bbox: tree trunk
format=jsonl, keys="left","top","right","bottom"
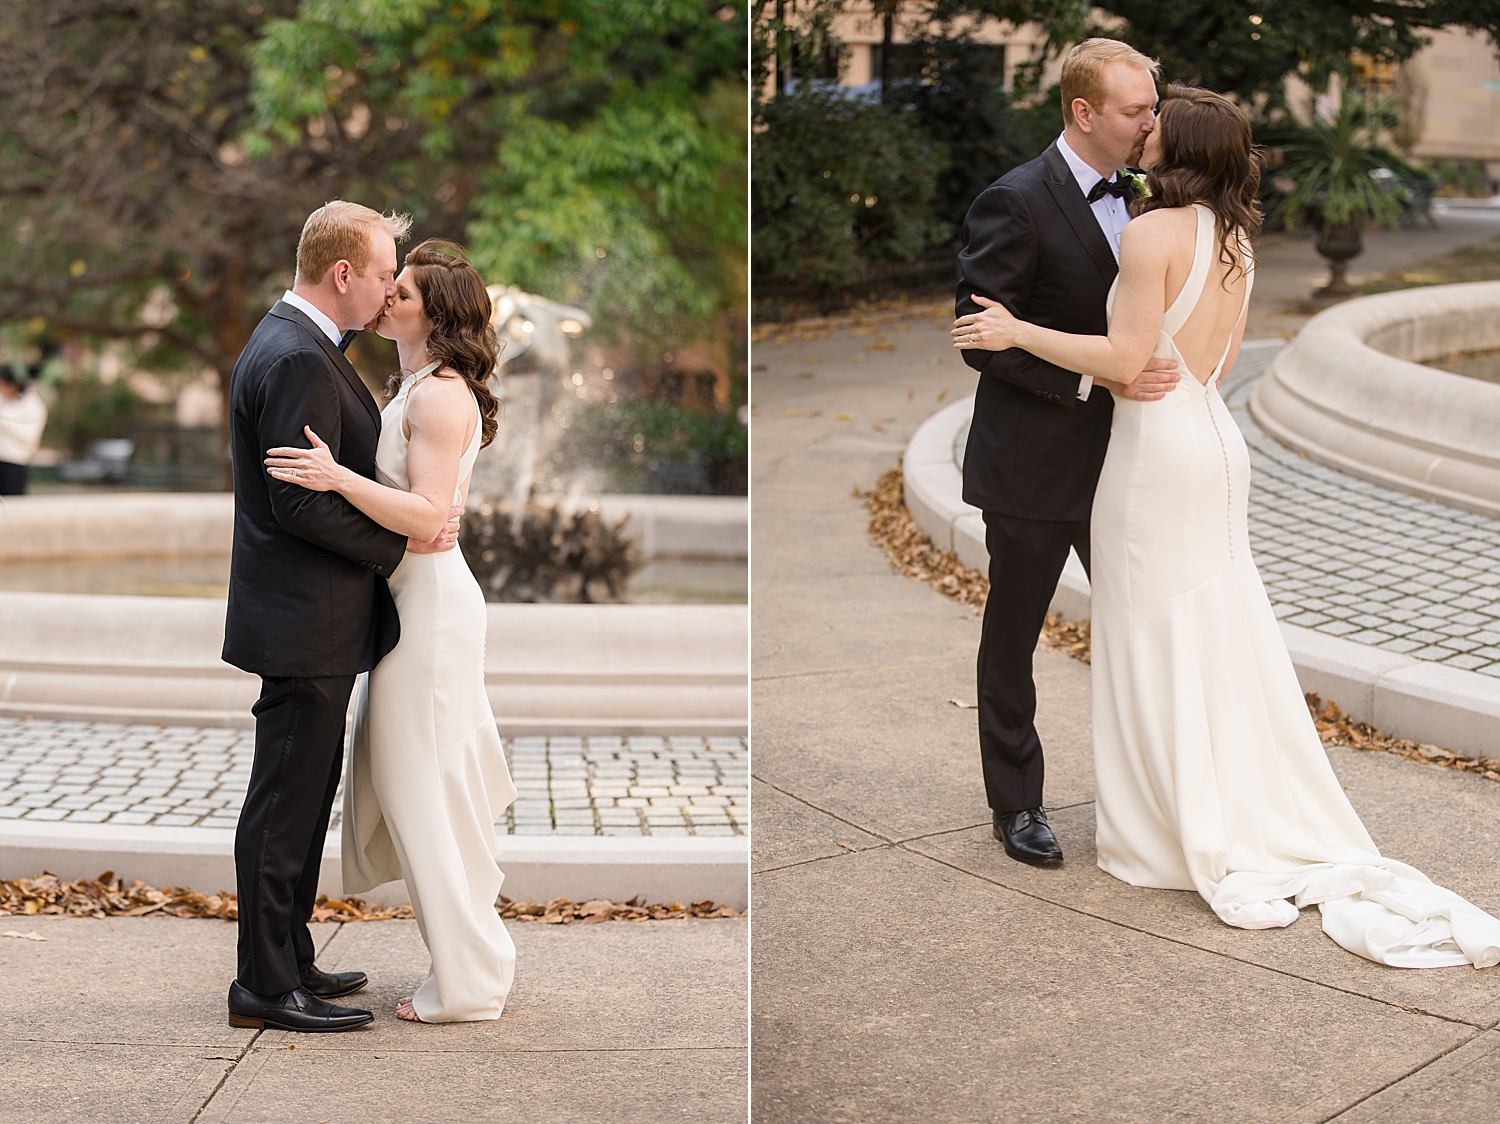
{"left": 880, "top": 12, "right": 893, "bottom": 102}
{"left": 775, "top": 0, "right": 787, "bottom": 96}
{"left": 208, "top": 255, "right": 252, "bottom": 492}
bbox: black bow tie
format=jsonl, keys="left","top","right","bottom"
{"left": 1087, "top": 173, "right": 1136, "bottom": 203}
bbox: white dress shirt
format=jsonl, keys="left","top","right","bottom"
{"left": 280, "top": 289, "right": 343, "bottom": 347}
{"left": 1056, "top": 132, "right": 1133, "bottom": 400}
{"left": 0, "top": 384, "right": 47, "bottom": 465}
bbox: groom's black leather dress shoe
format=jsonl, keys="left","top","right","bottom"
{"left": 227, "top": 982, "right": 373, "bottom": 1032}
{"left": 300, "top": 965, "right": 368, "bottom": 999}
{"left": 994, "top": 808, "right": 1063, "bottom": 867}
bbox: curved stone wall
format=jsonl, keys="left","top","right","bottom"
{"left": 0, "top": 493, "right": 748, "bottom": 729}
{"left": 1249, "top": 281, "right": 1500, "bottom": 517}
{"left": 0, "top": 592, "right": 747, "bottom": 733}
{"left": 0, "top": 492, "right": 747, "bottom": 562}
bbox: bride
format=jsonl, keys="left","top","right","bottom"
{"left": 265, "top": 239, "right": 519, "bottom": 1018}
{"left": 954, "top": 86, "right": 1500, "bottom": 969}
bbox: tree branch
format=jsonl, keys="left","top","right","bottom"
{"left": 0, "top": 304, "right": 219, "bottom": 368}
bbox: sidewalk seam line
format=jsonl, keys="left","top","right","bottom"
{"left": 906, "top": 844, "right": 1485, "bottom": 1029}
{"left": 750, "top": 775, "right": 1096, "bottom": 853}
{"left": 750, "top": 776, "right": 901, "bottom": 845}
{"left": 754, "top": 845, "right": 894, "bottom": 877}
{"left": 189, "top": 1027, "right": 262, "bottom": 1124}
{"left": 1316, "top": 1029, "right": 1485, "bottom": 1123}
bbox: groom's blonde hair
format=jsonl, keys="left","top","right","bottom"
{"left": 294, "top": 200, "right": 412, "bottom": 284}
{"left": 1060, "top": 38, "right": 1160, "bottom": 126}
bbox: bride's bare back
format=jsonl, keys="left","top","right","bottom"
{"left": 1109, "top": 204, "right": 1250, "bottom": 387}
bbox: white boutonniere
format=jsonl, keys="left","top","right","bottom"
{"left": 1125, "top": 170, "right": 1150, "bottom": 199}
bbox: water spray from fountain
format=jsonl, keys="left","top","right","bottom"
{"left": 471, "top": 284, "right": 592, "bottom": 532}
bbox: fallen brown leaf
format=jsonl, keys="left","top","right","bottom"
{"left": 858, "top": 465, "right": 989, "bottom": 612}
{"left": 1040, "top": 614, "right": 1091, "bottom": 664}
{"left": 1305, "top": 694, "right": 1500, "bottom": 783}
{"left": 0, "top": 876, "right": 745, "bottom": 924}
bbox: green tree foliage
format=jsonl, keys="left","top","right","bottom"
{"left": 1085, "top": 0, "right": 1500, "bottom": 105}
{"left": 43, "top": 372, "right": 169, "bottom": 458}
{"left": 0, "top": 1, "right": 746, "bottom": 478}
{"left": 0, "top": 0, "right": 352, "bottom": 451}
{"left": 750, "top": 0, "right": 1500, "bottom": 300}
{"left": 248, "top": 0, "right": 747, "bottom": 352}
{"left": 752, "top": 85, "right": 948, "bottom": 285}
{"left": 888, "top": 29, "right": 1063, "bottom": 230}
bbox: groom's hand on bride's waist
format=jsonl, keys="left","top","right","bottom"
{"left": 406, "top": 505, "right": 463, "bottom": 554}
{"left": 1101, "top": 357, "right": 1179, "bottom": 402}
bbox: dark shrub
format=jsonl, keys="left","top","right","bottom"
{"left": 752, "top": 84, "right": 949, "bottom": 287}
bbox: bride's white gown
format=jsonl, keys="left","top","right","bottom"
{"left": 341, "top": 361, "right": 520, "bottom": 1019}
{"left": 1091, "top": 203, "right": 1500, "bottom": 968}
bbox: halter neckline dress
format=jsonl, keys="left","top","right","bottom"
{"left": 1089, "top": 203, "right": 1500, "bottom": 968}
{"left": 343, "top": 359, "right": 520, "bottom": 1019}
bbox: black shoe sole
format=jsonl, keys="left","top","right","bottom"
{"left": 302, "top": 978, "right": 368, "bottom": 1000}
{"left": 993, "top": 824, "right": 1063, "bottom": 867}
{"left": 229, "top": 1012, "right": 374, "bottom": 1032}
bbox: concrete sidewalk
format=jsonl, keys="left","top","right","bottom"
{"left": 752, "top": 288, "right": 1500, "bottom": 1119}
{"left": 0, "top": 914, "right": 747, "bottom": 1124}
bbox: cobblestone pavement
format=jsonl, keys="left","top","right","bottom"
{"left": 948, "top": 340, "right": 1500, "bottom": 674}
{"left": 1225, "top": 341, "right": 1500, "bottom": 675}
{"left": 0, "top": 718, "right": 747, "bottom": 836}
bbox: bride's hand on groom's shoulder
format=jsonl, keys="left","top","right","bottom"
{"left": 265, "top": 426, "right": 348, "bottom": 492}
{"left": 952, "top": 295, "right": 1020, "bottom": 352}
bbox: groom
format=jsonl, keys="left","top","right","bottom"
{"left": 222, "top": 201, "right": 459, "bottom": 1031}
{"left": 956, "top": 39, "right": 1172, "bottom": 866}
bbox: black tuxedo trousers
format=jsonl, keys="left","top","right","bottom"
{"left": 957, "top": 142, "right": 1121, "bottom": 814}
{"left": 224, "top": 302, "right": 406, "bottom": 997}
{"left": 235, "top": 674, "right": 355, "bottom": 994}
{"left": 977, "top": 514, "right": 1090, "bottom": 813}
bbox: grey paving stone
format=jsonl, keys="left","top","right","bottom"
{"left": 0, "top": 718, "right": 747, "bottom": 841}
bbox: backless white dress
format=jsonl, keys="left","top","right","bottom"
{"left": 342, "top": 360, "right": 520, "bottom": 1019}
{"left": 1090, "top": 203, "right": 1500, "bottom": 968}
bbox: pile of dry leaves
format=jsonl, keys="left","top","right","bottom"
{"left": 861, "top": 464, "right": 1089, "bottom": 663}
{"left": 859, "top": 465, "right": 1500, "bottom": 788}
{"left": 860, "top": 465, "right": 987, "bottom": 611}
{"left": 0, "top": 874, "right": 743, "bottom": 924}
{"left": 0, "top": 872, "right": 237, "bottom": 919}
{"left": 1307, "top": 693, "right": 1500, "bottom": 781}
{"left": 1041, "top": 615, "right": 1091, "bottom": 663}
{"left": 498, "top": 897, "right": 742, "bottom": 923}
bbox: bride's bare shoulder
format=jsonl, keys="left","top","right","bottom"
{"left": 1120, "top": 207, "right": 1195, "bottom": 263}
{"left": 405, "top": 368, "right": 474, "bottom": 426}
{"left": 1124, "top": 206, "right": 1198, "bottom": 235}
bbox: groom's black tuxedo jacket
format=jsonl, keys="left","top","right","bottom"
{"left": 222, "top": 301, "right": 407, "bottom": 679}
{"left": 957, "top": 141, "right": 1118, "bottom": 523}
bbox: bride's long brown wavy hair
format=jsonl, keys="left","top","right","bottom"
{"left": 387, "top": 238, "right": 502, "bottom": 447}
{"left": 1135, "top": 85, "right": 1265, "bottom": 286}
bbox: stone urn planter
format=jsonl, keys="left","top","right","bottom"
{"left": 1314, "top": 219, "right": 1364, "bottom": 298}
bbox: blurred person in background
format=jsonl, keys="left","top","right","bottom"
{"left": 0, "top": 366, "right": 47, "bottom": 495}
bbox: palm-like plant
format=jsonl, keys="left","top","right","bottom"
{"left": 1272, "top": 94, "right": 1425, "bottom": 296}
